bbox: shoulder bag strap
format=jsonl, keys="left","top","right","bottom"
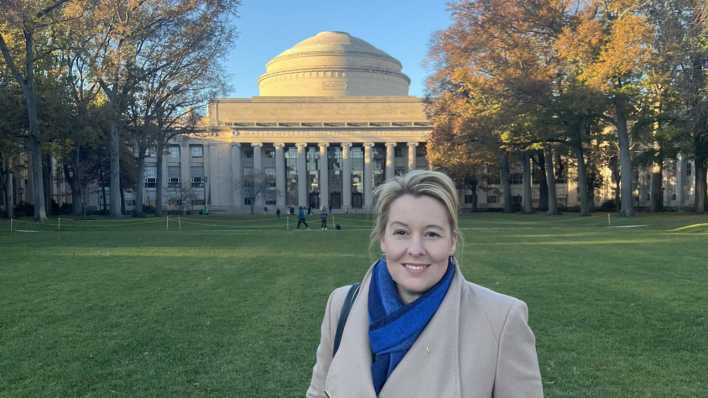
{"left": 333, "top": 283, "right": 360, "bottom": 357}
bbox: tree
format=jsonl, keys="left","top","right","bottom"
{"left": 643, "top": 0, "right": 708, "bottom": 212}
{"left": 64, "top": 0, "right": 238, "bottom": 217}
{"left": 427, "top": 0, "right": 568, "bottom": 214}
{"left": 0, "top": 0, "right": 70, "bottom": 221}
{"left": 557, "top": 1, "right": 653, "bottom": 216}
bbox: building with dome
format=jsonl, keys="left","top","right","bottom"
{"left": 134, "top": 31, "right": 701, "bottom": 214}
{"left": 152, "top": 31, "right": 432, "bottom": 214}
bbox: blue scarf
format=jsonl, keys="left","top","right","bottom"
{"left": 367, "top": 257, "right": 455, "bottom": 394}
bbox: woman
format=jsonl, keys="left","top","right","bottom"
{"left": 307, "top": 170, "right": 543, "bottom": 398}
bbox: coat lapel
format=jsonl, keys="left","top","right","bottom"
{"left": 324, "top": 266, "right": 377, "bottom": 398}
{"left": 379, "top": 266, "right": 463, "bottom": 398}
{"left": 325, "top": 265, "right": 465, "bottom": 398}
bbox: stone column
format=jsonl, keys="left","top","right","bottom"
{"left": 319, "top": 142, "right": 329, "bottom": 210}
{"left": 275, "top": 143, "right": 286, "bottom": 211}
{"left": 407, "top": 142, "right": 418, "bottom": 172}
{"left": 180, "top": 143, "right": 190, "bottom": 191}
{"left": 342, "top": 143, "right": 352, "bottom": 212}
{"left": 385, "top": 142, "right": 395, "bottom": 181}
{"left": 676, "top": 153, "right": 686, "bottom": 209}
{"left": 296, "top": 143, "right": 307, "bottom": 208}
{"left": 253, "top": 143, "right": 263, "bottom": 210}
{"left": 232, "top": 144, "right": 242, "bottom": 211}
{"left": 205, "top": 143, "right": 213, "bottom": 206}
{"left": 364, "top": 142, "right": 375, "bottom": 209}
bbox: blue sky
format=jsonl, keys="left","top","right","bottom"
{"left": 222, "top": 0, "right": 452, "bottom": 98}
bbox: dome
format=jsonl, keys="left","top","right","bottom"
{"left": 258, "top": 31, "right": 410, "bottom": 96}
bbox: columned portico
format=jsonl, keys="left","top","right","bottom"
{"left": 342, "top": 143, "right": 352, "bottom": 212}
{"left": 385, "top": 142, "right": 395, "bottom": 181}
{"left": 319, "top": 143, "right": 329, "bottom": 210}
{"left": 407, "top": 142, "right": 418, "bottom": 171}
{"left": 364, "top": 142, "right": 375, "bottom": 209}
{"left": 296, "top": 143, "right": 307, "bottom": 208}
{"left": 275, "top": 143, "right": 286, "bottom": 210}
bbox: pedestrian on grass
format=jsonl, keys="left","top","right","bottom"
{"left": 297, "top": 206, "right": 309, "bottom": 229}
{"left": 307, "top": 170, "right": 543, "bottom": 398}
{"left": 320, "top": 207, "right": 328, "bottom": 231}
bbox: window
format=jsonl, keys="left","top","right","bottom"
{"left": 191, "top": 165, "right": 204, "bottom": 178}
{"left": 145, "top": 177, "right": 157, "bottom": 188}
{"left": 687, "top": 162, "right": 692, "bottom": 176}
{"left": 192, "top": 177, "right": 205, "bottom": 187}
{"left": 168, "top": 166, "right": 180, "bottom": 178}
{"left": 191, "top": 145, "right": 203, "bottom": 158}
{"left": 464, "top": 194, "right": 475, "bottom": 204}
{"left": 167, "top": 145, "right": 180, "bottom": 162}
{"left": 487, "top": 195, "right": 498, "bottom": 204}
{"left": 487, "top": 173, "right": 500, "bottom": 185}
{"left": 416, "top": 145, "right": 426, "bottom": 157}
{"left": 265, "top": 167, "right": 276, "bottom": 188}
{"left": 244, "top": 146, "right": 254, "bottom": 159}
{"left": 264, "top": 147, "right": 275, "bottom": 159}
{"left": 394, "top": 145, "right": 404, "bottom": 157}
{"left": 510, "top": 173, "right": 523, "bottom": 184}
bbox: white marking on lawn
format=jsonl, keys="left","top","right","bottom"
{"left": 668, "top": 223, "right": 708, "bottom": 232}
{"left": 608, "top": 225, "right": 648, "bottom": 228}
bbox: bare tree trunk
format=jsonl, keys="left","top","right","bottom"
{"left": 135, "top": 150, "right": 146, "bottom": 217}
{"left": 155, "top": 143, "right": 164, "bottom": 216}
{"left": 696, "top": 156, "right": 706, "bottom": 213}
{"left": 499, "top": 151, "right": 512, "bottom": 213}
{"left": 120, "top": 178, "right": 126, "bottom": 216}
{"left": 544, "top": 144, "right": 559, "bottom": 215}
{"left": 0, "top": 27, "right": 47, "bottom": 222}
{"left": 572, "top": 142, "right": 591, "bottom": 216}
{"left": 536, "top": 150, "right": 548, "bottom": 212}
{"left": 70, "top": 147, "right": 82, "bottom": 216}
{"left": 615, "top": 94, "right": 634, "bottom": 216}
{"left": 44, "top": 154, "right": 52, "bottom": 215}
{"left": 109, "top": 121, "right": 121, "bottom": 217}
{"left": 521, "top": 151, "right": 533, "bottom": 213}
{"left": 649, "top": 159, "right": 663, "bottom": 212}
{"left": 6, "top": 171, "right": 14, "bottom": 218}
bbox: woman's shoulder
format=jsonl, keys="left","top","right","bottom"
{"left": 459, "top": 280, "right": 529, "bottom": 336}
{"left": 461, "top": 280, "right": 526, "bottom": 308}
{"left": 323, "top": 284, "right": 359, "bottom": 316}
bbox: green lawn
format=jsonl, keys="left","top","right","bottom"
{"left": 1, "top": 213, "right": 707, "bottom": 397}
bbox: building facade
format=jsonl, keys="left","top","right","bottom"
{"left": 4, "top": 31, "right": 704, "bottom": 215}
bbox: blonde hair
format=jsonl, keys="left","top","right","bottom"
{"left": 369, "top": 170, "right": 462, "bottom": 261}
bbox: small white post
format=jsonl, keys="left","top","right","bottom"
{"left": 607, "top": 213, "right": 611, "bottom": 226}
{"left": 10, "top": 217, "right": 13, "bottom": 232}
{"left": 58, "top": 217, "right": 61, "bottom": 232}
{"left": 330, "top": 213, "right": 335, "bottom": 230}
{"left": 286, "top": 213, "right": 290, "bottom": 231}
{"left": 166, "top": 215, "right": 170, "bottom": 231}
{"left": 178, "top": 215, "right": 182, "bottom": 230}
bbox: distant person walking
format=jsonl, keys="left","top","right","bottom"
{"left": 297, "top": 206, "right": 309, "bottom": 229}
{"left": 320, "top": 208, "right": 328, "bottom": 231}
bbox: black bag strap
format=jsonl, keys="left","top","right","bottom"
{"left": 333, "top": 283, "right": 360, "bottom": 357}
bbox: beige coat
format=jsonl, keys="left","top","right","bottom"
{"left": 307, "top": 265, "right": 543, "bottom": 398}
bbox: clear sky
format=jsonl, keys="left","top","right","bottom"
{"left": 222, "top": 0, "right": 452, "bottom": 98}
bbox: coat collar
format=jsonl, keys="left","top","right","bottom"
{"left": 325, "top": 262, "right": 465, "bottom": 398}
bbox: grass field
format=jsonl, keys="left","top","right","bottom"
{"left": 1, "top": 212, "right": 707, "bottom": 397}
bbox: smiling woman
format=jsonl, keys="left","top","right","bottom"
{"left": 307, "top": 170, "right": 543, "bottom": 398}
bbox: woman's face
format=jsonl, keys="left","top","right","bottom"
{"left": 380, "top": 194, "right": 457, "bottom": 304}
